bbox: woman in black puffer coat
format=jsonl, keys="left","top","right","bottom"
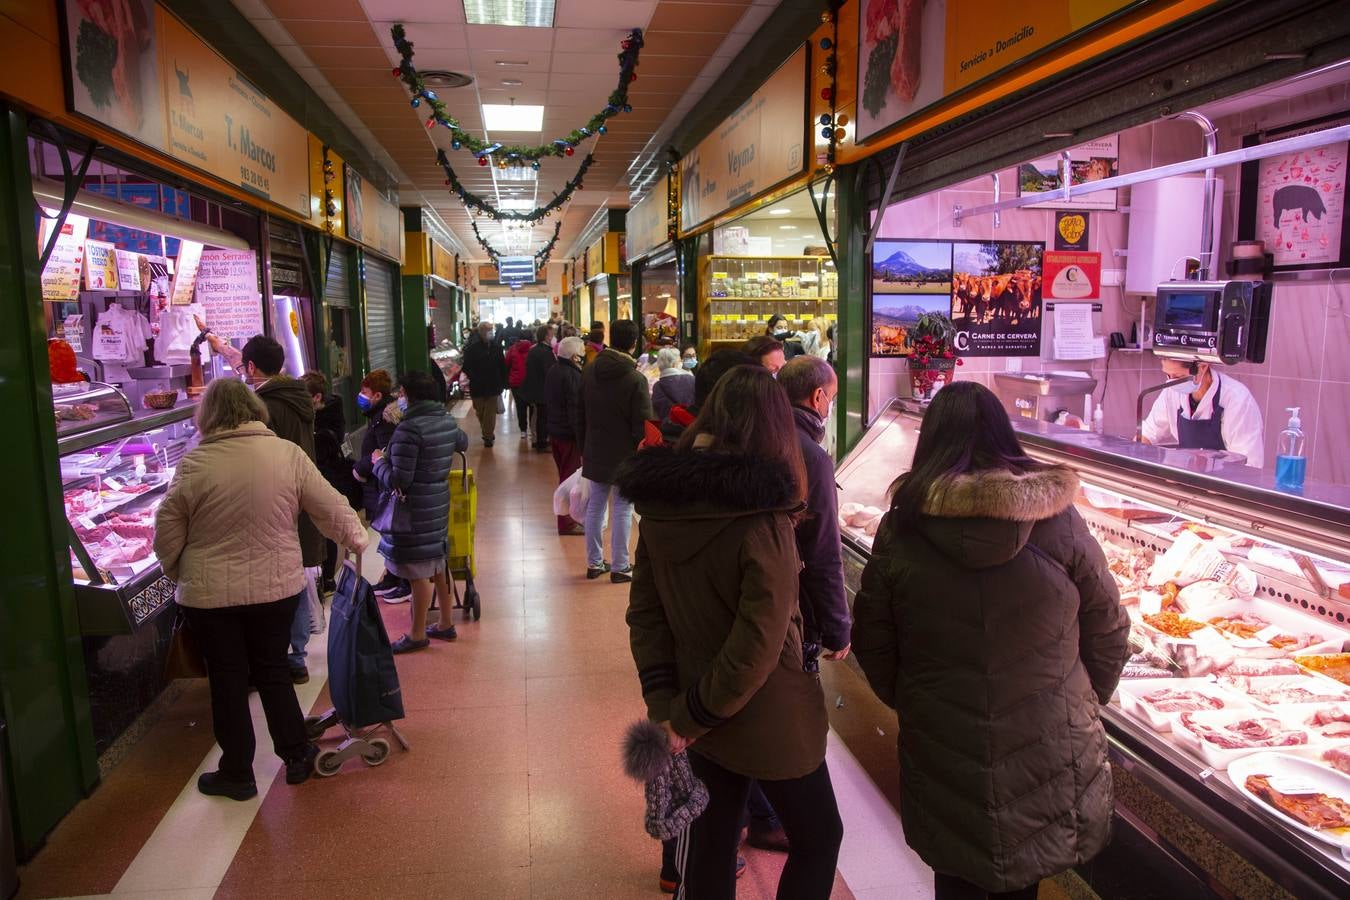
{"left": 852, "top": 382, "right": 1129, "bottom": 900}
{"left": 372, "top": 370, "right": 468, "bottom": 653}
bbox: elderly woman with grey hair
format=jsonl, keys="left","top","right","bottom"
{"left": 649, "top": 346, "right": 695, "bottom": 423}
{"left": 154, "top": 378, "right": 368, "bottom": 801}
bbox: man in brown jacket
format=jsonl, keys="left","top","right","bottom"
{"left": 240, "top": 335, "right": 325, "bottom": 684}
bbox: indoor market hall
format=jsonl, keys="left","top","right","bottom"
{"left": 3, "top": 1, "right": 1350, "bottom": 900}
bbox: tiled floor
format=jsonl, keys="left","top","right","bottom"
{"left": 17, "top": 401, "right": 891, "bottom": 899}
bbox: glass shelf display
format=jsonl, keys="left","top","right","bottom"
{"left": 698, "top": 255, "right": 839, "bottom": 348}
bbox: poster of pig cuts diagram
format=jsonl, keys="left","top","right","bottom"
{"left": 1254, "top": 135, "right": 1346, "bottom": 270}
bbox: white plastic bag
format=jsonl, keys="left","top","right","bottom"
{"left": 553, "top": 469, "right": 583, "bottom": 516}
{"left": 569, "top": 472, "right": 592, "bottom": 521}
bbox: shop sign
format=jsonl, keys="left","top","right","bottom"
{"left": 59, "top": 2, "right": 311, "bottom": 218}
{"left": 1043, "top": 250, "right": 1100, "bottom": 299}
{"left": 114, "top": 249, "right": 144, "bottom": 289}
{"left": 1054, "top": 211, "right": 1090, "bottom": 250}
{"left": 39, "top": 211, "right": 89, "bottom": 301}
{"left": 431, "top": 242, "right": 455, "bottom": 283}
{"left": 680, "top": 46, "right": 807, "bottom": 232}
{"left": 344, "top": 164, "right": 403, "bottom": 261}
{"left": 627, "top": 174, "right": 671, "bottom": 264}
{"left": 196, "top": 248, "right": 263, "bottom": 337}
{"left": 83, "top": 240, "right": 120, "bottom": 290}
{"left": 170, "top": 240, "right": 203, "bottom": 306}
{"left": 478, "top": 263, "right": 500, "bottom": 284}
{"left": 586, "top": 237, "right": 607, "bottom": 279}
{"left": 1020, "top": 136, "right": 1119, "bottom": 210}
{"left": 856, "top": 0, "right": 1135, "bottom": 143}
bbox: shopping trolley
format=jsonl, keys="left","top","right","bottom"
{"left": 305, "top": 559, "right": 410, "bottom": 776}
{"left": 445, "top": 450, "right": 481, "bottom": 620}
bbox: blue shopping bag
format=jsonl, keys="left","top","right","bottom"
{"left": 329, "top": 561, "right": 405, "bottom": 729}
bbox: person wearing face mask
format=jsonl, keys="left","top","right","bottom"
{"left": 352, "top": 369, "right": 409, "bottom": 602}
{"left": 743, "top": 335, "right": 787, "bottom": 376}
{"left": 1140, "top": 357, "right": 1265, "bottom": 467}
{"left": 461, "top": 321, "right": 509, "bottom": 447}
{"left": 778, "top": 356, "right": 851, "bottom": 668}
{"left": 649, "top": 346, "right": 695, "bottom": 423}
{"left": 681, "top": 345, "right": 698, "bottom": 371}
{"left": 544, "top": 336, "right": 587, "bottom": 535}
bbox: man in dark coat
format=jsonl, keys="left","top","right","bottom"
{"left": 461, "top": 321, "right": 507, "bottom": 446}
{"left": 523, "top": 324, "right": 556, "bottom": 451}
{"left": 576, "top": 319, "right": 652, "bottom": 582}
{"left": 240, "top": 335, "right": 323, "bottom": 683}
{"left": 303, "top": 370, "right": 359, "bottom": 596}
{"left": 373, "top": 371, "right": 468, "bottom": 653}
{"left": 777, "top": 356, "right": 851, "bottom": 662}
{"left": 544, "top": 336, "right": 585, "bottom": 535}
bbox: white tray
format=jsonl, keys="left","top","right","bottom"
{"left": 1228, "top": 752, "right": 1350, "bottom": 851}
{"left": 1172, "top": 708, "right": 1315, "bottom": 769}
{"left": 1218, "top": 674, "right": 1350, "bottom": 709}
{"left": 1193, "top": 597, "right": 1346, "bottom": 659}
{"left": 1118, "top": 678, "right": 1252, "bottom": 734}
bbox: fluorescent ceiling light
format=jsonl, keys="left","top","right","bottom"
{"left": 769, "top": 208, "right": 792, "bottom": 215}
{"left": 482, "top": 104, "right": 545, "bottom": 132}
{"left": 497, "top": 199, "right": 536, "bottom": 210}
{"left": 466, "top": 0, "right": 556, "bottom": 27}
{"left": 494, "top": 60, "right": 530, "bottom": 68}
{"left": 779, "top": 225, "right": 797, "bottom": 230}
{"left": 498, "top": 167, "right": 537, "bottom": 183}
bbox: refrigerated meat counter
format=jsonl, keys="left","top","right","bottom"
{"left": 835, "top": 399, "right": 1350, "bottom": 900}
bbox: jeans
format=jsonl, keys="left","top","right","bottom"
{"left": 747, "top": 782, "right": 780, "bottom": 829}
{"left": 510, "top": 387, "right": 529, "bottom": 431}
{"left": 584, "top": 478, "right": 633, "bottom": 570}
{"left": 472, "top": 395, "right": 498, "bottom": 441}
{"left": 934, "top": 873, "right": 1040, "bottom": 900}
{"left": 288, "top": 570, "right": 314, "bottom": 668}
{"left": 678, "top": 753, "right": 842, "bottom": 900}
{"left": 550, "top": 438, "right": 582, "bottom": 532}
{"left": 181, "top": 593, "right": 309, "bottom": 781}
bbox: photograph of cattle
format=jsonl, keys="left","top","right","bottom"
{"left": 951, "top": 241, "right": 1045, "bottom": 356}
{"left": 871, "top": 294, "right": 951, "bottom": 357}
{"left": 872, "top": 239, "right": 952, "bottom": 294}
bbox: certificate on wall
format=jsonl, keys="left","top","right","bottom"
{"left": 1239, "top": 115, "right": 1350, "bottom": 273}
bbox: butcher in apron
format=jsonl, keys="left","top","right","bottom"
{"left": 1140, "top": 358, "right": 1266, "bottom": 467}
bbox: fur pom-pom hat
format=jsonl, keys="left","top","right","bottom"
{"left": 622, "top": 719, "right": 709, "bottom": 841}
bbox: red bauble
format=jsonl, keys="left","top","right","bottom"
{"left": 426, "top": 118, "right": 435, "bottom": 128}
{"left": 629, "top": 72, "right": 638, "bottom": 82}
{"left": 565, "top": 146, "right": 575, "bottom": 156}
{"left": 478, "top": 157, "right": 489, "bottom": 167}
{"left": 392, "top": 67, "right": 401, "bottom": 76}
{"left": 820, "top": 87, "right": 833, "bottom": 102}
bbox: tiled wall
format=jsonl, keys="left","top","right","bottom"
{"left": 868, "top": 84, "right": 1350, "bottom": 484}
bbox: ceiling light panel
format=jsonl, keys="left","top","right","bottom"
{"left": 482, "top": 104, "right": 546, "bottom": 131}
{"left": 497, "top": 199, "right": 536, "bottom": 210}
{"left": 466, "top": 0, "right": 556, "bottom": 27}
{"left": 769, "top": 208, "right": 792, "bottom": 215}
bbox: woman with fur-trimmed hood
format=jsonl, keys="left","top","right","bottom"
{"left": 852, "top": 381, "right": 1129, "bottom": 900}
{"left": 615, "top": 364, "right": 843, "bottom": 900}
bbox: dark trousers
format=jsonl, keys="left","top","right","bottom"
{"left": 182, "top": 593, "right": 308, "bottom": 782}
{"left": 550, "top": 437, "right": 582, "bottom": 533}
{"left": 510, "top": 387, "right": 529, "bottom": 431}
{"left": 934, "top": 873, "right": 1040, "bottom": 900}
{"left": 679, "top": 753, "right": 842, "bottom": 900}
{"left": 322, "top": 539, "right": 339, "bottom": 587}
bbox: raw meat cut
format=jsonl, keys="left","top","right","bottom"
{"left": 1245, "top": 774, "right": 1350, "bottom": 831}
{"left": 1140, "top": 689, "right": 1225, "bottom": 714}
{"left": 1179, "top": 713, "right": 1308, "bottom": 749}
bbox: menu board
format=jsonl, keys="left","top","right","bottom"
{"left": 196, "top": 248, "right": 263, "bottom": 337}
{"left": 39, "top": 212, "right": 89, "bottom": 301}
{"left": 114, "top": 249, "right": 144, "bottom": 290}
{"left": 170, "top": 240, "right": 203, "bottom": 306}
{"left": 83, "top": 240, "right": 120, "bottom": 290}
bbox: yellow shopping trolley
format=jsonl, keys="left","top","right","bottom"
{"left": 445, "top": 450, "right": 480, "bottom": 620}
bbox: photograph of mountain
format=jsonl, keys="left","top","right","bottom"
{"left": 871, "top": 294, "right": 950, "bottom": 357}
{"left": 873, "top": 239, "right": 952, "bottom": 294}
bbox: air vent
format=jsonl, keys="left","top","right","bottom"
{"left": 421, "top": 70, "right": 474, "bottom": 89}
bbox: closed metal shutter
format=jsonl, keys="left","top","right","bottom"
{"left": 364, "top": 256, "right": 397, "bottom": 376}
{"left": 430, "top": 280, "right": 455, "bottom": 345}
{"left": 325, "top": 245, "right": 351, "bottom": 307}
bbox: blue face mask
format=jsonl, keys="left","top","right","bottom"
{"left": 356, "top": 394, "right": 372, "bottom": 412}
{"left": 682, "top": 358, "right": 697, "bottom": 370}
{"left": 397, "top": 396, "right": 409, "bottom": 412}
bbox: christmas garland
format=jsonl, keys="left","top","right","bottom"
{"left": 392, "top": 23, "right": 643, "bottom": 167}
{"left": 471, "top": 219, "right": 562, "bottom": 268}
{"left": 437, "top": 148, "right": 592, "bottom": 222}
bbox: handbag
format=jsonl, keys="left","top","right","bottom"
{"left": 372, "top": 486, "right": 413, "bottom": 534}
{"left": 163, "top": 609, "right": 207, "bottom": 680}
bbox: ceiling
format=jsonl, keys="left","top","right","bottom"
{"left": 228, "top": 0, "right": 783, "bottom": 264}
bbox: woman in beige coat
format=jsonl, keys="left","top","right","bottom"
{"left": 154, "top": 378, "right": 368, "bottom": 800}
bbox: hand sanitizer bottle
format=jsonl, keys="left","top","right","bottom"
{"left": 1275, "top": 407, "right": 1306, "bottom": 492}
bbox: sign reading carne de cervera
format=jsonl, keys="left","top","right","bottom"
{"left": 159, "top": 11, "right": 310, "bottom": 217}
{"left": 857, "top": 0, "right": 1136, "bottom": 144}
{"left": 680, "top": 46, "right": 807, "bottom": 233}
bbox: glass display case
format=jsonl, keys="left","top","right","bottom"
{"left": 59, "top": 406, "right": 197, "bottom": 634}
{"left": 697, "top": 255, "right": 839, "bottom": 353}
{"left": 836, "top": 399, "right": 1350, "bottom": 899}
{"left": 53, "top": 382, "right": 132, "bottom": 439}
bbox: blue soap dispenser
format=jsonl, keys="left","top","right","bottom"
{"left": 1275, "top": 407, "right": 1306, "bottom": 492}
